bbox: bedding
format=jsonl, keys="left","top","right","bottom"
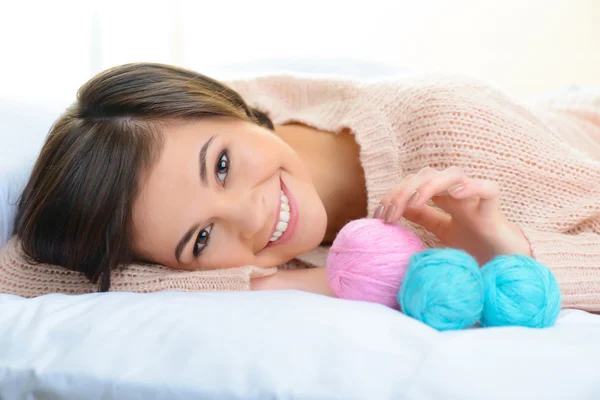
{"left": 2, "top": 65, "right": 600, "bottom": 400}
{"left": 0, "top": 97, "right": 70, "bottom": 247}
{"left": 1, "top": 290, "right": 600, "bottom": 399}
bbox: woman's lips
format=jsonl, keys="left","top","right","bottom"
{"left": 265, "top": 178, "right": 298, "bottom": 249}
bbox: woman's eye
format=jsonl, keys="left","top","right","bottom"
{"left": 193, "top": 224, "right": 212, "bottom": 257}
{"left": 216, "top": 150, "right": 229, "bottom": 184}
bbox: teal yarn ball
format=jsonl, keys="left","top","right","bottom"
{"left": 398, "top": 248, "right": 484, "bottom": 331}
{"left": 481, "top": 255, "right": 561, "bottom": 328}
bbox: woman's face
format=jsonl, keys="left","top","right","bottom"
{"left": 132, "top": 117, "right": 327, "bottom": 271}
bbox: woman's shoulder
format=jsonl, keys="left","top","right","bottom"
{"left": 224, "top": 74, "right": 366, "bottom": 106}
{"left": 226, "top": 72, "right": 514, "bottom": 114}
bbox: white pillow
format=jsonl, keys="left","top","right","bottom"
{"left": 1, "top": 290, "right": 600, "bottom": 399}
{"left": 0, "top": 163, "right": 29, "bottom": 247}
{"left": 0, "top": 97, "right": 70, "bottom": 247}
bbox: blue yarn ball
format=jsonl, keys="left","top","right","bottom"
{"left": 398, "top": 248, "right": 484, "bottom": 331}
{"left": 481, "top": 255, "right": 561, "bottom": 328}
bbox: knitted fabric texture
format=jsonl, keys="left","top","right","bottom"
{"left": 0, "top": 238, "right": 276, "bottom": 296}
{"left": 1, "top": 74, "right": 599, "bottom": 310}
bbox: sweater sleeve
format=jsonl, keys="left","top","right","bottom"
{"left": 521, "top": 228, "right": 600, "bottom": 312}
{"left": 0, "top": 238, "right": 276, "bottom": 298}
{"left": 108, "top": 263, "right": 276, "bottom": 294}
{"left": 521, "top": 88, "right": 600, "bottom": 312}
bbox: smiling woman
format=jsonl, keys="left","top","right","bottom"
{"left": 7, "top": 61, "right": 600, "bottom": 312}
{"left": 13, "top": 63, "right": 327, "bottom": 292}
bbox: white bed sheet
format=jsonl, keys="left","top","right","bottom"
{"left": 1, "top": 290, "right": 599, "bottom": 400}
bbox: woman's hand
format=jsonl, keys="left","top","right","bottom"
{"left": 373, "top": 167, "right": 532, "bottom": 265}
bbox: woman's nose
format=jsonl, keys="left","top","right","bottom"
{"left": 218, "top": 188, "right": 266, "bottom": 241}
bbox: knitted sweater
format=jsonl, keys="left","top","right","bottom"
{"left": 1, "top": 74, "right": 599, "bottom": 311}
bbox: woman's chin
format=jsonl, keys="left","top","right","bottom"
{"left": 298, "top": 218, "right": 328, "bottom": 253}
{"left": 277, "top": 223, "right": 327, "bottom": 264}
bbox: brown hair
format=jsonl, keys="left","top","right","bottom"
{"left": 14, "top": 62, "right": 273, "bottom": 292}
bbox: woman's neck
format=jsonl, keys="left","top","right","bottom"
{"left": 274, "top": 123, "right": 368, "bottom": 244}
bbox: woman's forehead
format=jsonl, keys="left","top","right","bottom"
{"left": 131, "top": 129, "right": 202, "bottom": 253}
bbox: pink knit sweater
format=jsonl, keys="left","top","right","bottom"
{"left": 1, "top": 74, "right": 599, "bottom": 311}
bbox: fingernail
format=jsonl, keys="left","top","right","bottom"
{"left": 373, "top": 204, "right": 384, "bottom": 219}
{"left": 408, "top": 190, "right": 420, "bottom": 207}
{"left": 384, "top": 204, "right": 396, "bottom": 223}
{"left": 448, "top": 184, "right": 465, "bottom": 196}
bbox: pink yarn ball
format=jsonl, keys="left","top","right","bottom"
{"left": 327, "top": 218, "right": 425, "bottom": 309}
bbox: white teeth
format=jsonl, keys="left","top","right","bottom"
{"left": 279, "top": 211, "right": 290, "bottom": 222}
{"left": 270, "top": 190, "right": 291, "bottom": 243}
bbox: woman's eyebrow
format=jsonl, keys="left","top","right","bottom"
{"left": 199, "top": 135, "right": 217, "bottom": 186}
{"left": 175, "top": 223, "right": 199, "bottom": 263}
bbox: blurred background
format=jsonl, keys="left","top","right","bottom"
{"left": 0, "top": 0, "right": 598, "bottom": 102}
{"left": 0, "top": 0, "right": 598, "bottom": 244}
